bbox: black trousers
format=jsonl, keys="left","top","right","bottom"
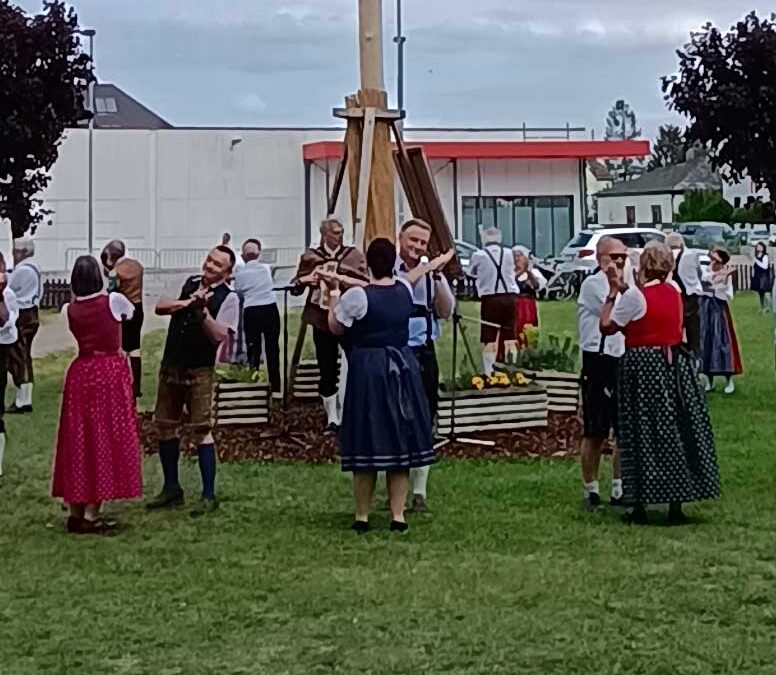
{"left": 412, "top": 343, "right": 439, "bottom": 420}
{"left": 244, "top": 304, "right": 281, "bottom": 393}
{"left": 683, "top": 294, "right": 701, "bottom": 358}
{"left": 312, "top": 327, "right": 340, "bottom": 398}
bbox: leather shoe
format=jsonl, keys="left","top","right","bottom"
{"left": 146, "top": 488, "right": 185, "bottom": 510}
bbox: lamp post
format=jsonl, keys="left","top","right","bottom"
{"left": 77, "top": 28, "right": 96, "bottom": 254}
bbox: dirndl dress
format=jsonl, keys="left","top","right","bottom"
{"left": 338, "top": 283, "right": 435, "bottom": 473}
{"left": 751, "top": 257, "right": 771, "bottom": 294}
{"left": 51, "top": 294, "right": 142, "bottom": 504}
{"left": 700, "top": 296, "right": 743, "bottom": 376}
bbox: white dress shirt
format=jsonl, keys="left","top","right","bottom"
{"left": 0, "top": 287, "right": 20, "bottom": 345}
{"left": 469, "top": 244, "right": 519, "bottom": 296}
{"left": 674, "top": 249, "right": 703, "bottom": 296}
{"left": 234, "top": 260, "right": 276, "bottom": 308}
{"left": 395, "top": 257, "right": 455, "bottom": 347}
{"left": 9, "top": 261, "right": 42, "bottom": 310}
{"left": 577, "top": 271, "right": 625, "bottom": 357}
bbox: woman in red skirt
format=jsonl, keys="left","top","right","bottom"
{"left": 52, "top": 256, "right": 142, "bottom": 534}
{"left": 512, "top": 246, "right": 546, "bottom": 347}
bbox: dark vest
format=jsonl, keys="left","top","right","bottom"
{"left": 162, "top": 276, "right": 232, "bottom": 368}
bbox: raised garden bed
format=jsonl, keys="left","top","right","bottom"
{"left": 437, "top": 384, "right": 548, "bottom": 434}
{"left": 526, "top": 370, "right": 579, "bottom": 413}
{"left": 292, "top": 359, "right": 340, "bottom": 399}
{"left": 214, "top": 381, "right": 271, "bottom": 426}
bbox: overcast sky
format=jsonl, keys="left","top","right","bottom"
{"left": 19, "top": 0, "right": 773, "bottom": 138}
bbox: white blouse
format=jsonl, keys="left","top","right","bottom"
{"left": 61, "top": 292, "right": 135, "bottom": 327}
{"left": 755, "top": 254, "right": 770, "bottom": 270}
{"left": 610, "top": 280, "right": 682, "bottom": 327}
{"left": 334, "top": 279, "right": 413, "bottom": 327}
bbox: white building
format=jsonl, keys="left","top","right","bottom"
{"left": 19, "top": 85, "right": 650, "bottom": 271}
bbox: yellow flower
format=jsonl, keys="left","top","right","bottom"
{"left": 472, "top": 376, "right": 485, "bottom": 391}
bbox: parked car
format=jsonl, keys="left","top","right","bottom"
{"left": 559, "top": 227, "right": 666, "bottom": 270}
{"left": 676, "top": 222, "right": 743, "bottom": 252}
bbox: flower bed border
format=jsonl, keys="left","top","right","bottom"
{"left": 437, "top": 384, "right": 548, "bottom": 433}
{"left": 214, "top": 381, "right": 271, "bottom": 426}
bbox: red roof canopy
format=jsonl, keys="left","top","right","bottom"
{"left": 303, "top": 139, "right": 650, "bottom": 162}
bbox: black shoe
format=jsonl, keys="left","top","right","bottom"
{"left": 667, "top": 505, "right": 688, "bottom": 526}
{"left": 584, "top": 492, "right": 601, "bottom": 511}
{"left": 410, "top": 494, "right": 429, "bottom": 514}
{"left": 190, "top": 496, "right": 219, "bottom": 517}
{"left": 7, "top": 405, "right": 32, "bottom": 414}
{"left": 146, "top": 488, "right": 185, "bottom": 510}
{"left": 610, "top": 495, "right": 624, "bottom": 507}
{"left": 389, "top": 520, "right": 409, "bottom": 533}
{"left": 622, "top": 507, "right": 648, "bottom": 525}
{"left": 351, "top": 520, "right": 370, "bottom": 534}
{"left": 325, "top": 422, "right": 340, "bottom": 434}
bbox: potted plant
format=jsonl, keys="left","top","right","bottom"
{"left": 213, "top": 364, "right": 271, "bottom": 426}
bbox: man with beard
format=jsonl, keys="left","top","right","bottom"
{"left": 395, "top": 219, "right": 455, "bottom": 513}
{"left": 292, "top": 219, "right": 367, "bottom": 432}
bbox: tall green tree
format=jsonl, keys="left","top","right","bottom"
{"left": 0, "top": 0, "right": 93, "bottom": 238}
{"left": 648, "top": 124, "right": 686, "bottom": 171}
{"left": 663, "top": 12, "right": 776, "bottom": 198}
{"left": 604, "top": 99, "right": 643, "bottom": 183}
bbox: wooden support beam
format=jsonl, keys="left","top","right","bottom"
{"left": 333, "top": 107, "right": 404, "bottom": 121}
{"left": 353, "top": 107, "right": 376, "bottom": 249}
{"left": 327, "top": 145, "right": 348, "bottom": 216}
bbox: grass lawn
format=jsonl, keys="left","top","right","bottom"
{"left": 2, "top": 294, "right": 776, "bottom": 674}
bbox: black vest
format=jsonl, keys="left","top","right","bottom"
{"left": 162, "top": 277, "right": 232, "bottom": 369}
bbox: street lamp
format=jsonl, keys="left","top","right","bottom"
{"left": 77, "top": 28, "right": 96, "bottom": 254}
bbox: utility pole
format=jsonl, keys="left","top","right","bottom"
{"left": 78, "top": 28, "right": 96, "bottom": 254}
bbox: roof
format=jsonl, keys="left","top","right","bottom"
{"left": 77, "top": 83, "right": 172, "bottom": 130}
{"left": 303, "top": 139, "right": 650, "bottom": 162}
{"left": 596, "top": 155, "right": 722, "bottom": 198}
{"left": 587, "top": 159, "right": 611, "bottom": 181}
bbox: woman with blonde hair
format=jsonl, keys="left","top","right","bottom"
{"left": 599, "top": 241, "right": 720, "bottom": 524}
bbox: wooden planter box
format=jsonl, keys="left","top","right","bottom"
{"left": 436, "top": 384, "right": 548, "bottom": 434}
{"left": 214, "top": 382, "right": 271, "bottom": 426}
{"left": 525, "top": 370, "right": 580, "bottom": 413}
{"left": 292, "top": 359, "right": 340, "bottom": 399}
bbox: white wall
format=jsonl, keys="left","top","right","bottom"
{"left": 597, "top": 193, "right": 677, "bottom": 226}
{"left": 32, "top": 128, "right": 586, "bottom": 270}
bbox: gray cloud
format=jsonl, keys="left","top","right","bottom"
{"left": 16, "top": 0, "right": 775, "bottom": 135}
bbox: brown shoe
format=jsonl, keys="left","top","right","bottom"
{"left": 79, "top": 517, "right": 119, "bottom": 535}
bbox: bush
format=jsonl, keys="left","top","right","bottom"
{"left": 675, "top": 190, "right": 734, "bottom": 223}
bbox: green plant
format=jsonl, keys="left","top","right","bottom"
{"left": 215, "top": 363, "right": 265, "bottom": 384}
{"left": 503, "top": 331, "right": 579, "bottom": 374}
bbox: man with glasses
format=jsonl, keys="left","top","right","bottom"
{"left": 576, "top": 236, "right": 626, "bottom": 510}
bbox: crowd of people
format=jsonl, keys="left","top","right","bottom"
{"left": 13, "top": 219, "right": 772, "bottom": 534}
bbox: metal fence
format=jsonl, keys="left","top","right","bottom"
{"left": 64, "top": 246, "right": 302, "bottom": 272}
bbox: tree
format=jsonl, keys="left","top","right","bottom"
{"left": 675, "top": 190, "right": 733, "bottom": 223}
{"left": 663, "top": 12, "right": 776, "bottom": 198}
{"left": 604, "top": 99, "right": 643, "bottom": 183}
{"left": 0, "top": 1, "right": 93, "bottom": 238}
{"left": 648, "top": 124, "right": 686, "bottom": 171}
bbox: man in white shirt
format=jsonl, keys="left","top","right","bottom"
{"left": 395, "top": 218, "right": 455, "bottom": 513}
{"left": 469, "top": 227, "right": 519, "bottom": 375}
{"left": 234, "top": 238, "right": 281, "bottom": 396}
{"left": 0, "top": 263, "right": 19, "bottom": 477}
{"left": 7, "top": 237, "right": 41, "bottom": 413}
{"left": 576, "top": 236, "right": 627, "bottom": 510}
{"left": 665, "top": 232, "right": 703, "bottom": 358}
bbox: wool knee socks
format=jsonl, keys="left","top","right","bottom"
{"left": 158, "top": 438, "right": 181, "bottom": 493}
{"left": 197, "top": 443, "right": 217, "bottom": 499}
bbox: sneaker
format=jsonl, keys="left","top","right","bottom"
{"left": 410, "top": 494, "right": 429, "bottom": 514}
{"left": 724, "top": 379, "right": 735, "bottom": 395}
{"left": 190, "top": 496, "right": 219, "bottom": 517}
{"left": 146, "top": 488, "right": 185, "bottom": 510}
{"left": 584, "top": 492, "right": 601, "bottom": 511}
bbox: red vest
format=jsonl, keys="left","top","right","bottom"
{"left": 68, "top": 295, "right": 122, "bottom": 356}
{"left": 625, "top": 283, "right": 684, "bottom": 349}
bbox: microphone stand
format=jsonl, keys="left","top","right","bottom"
{"left": 434, "top": 310, "right": 496, "bottom": 450}
{"left": 259, "top": 285, "right": 309, "bottom": 449}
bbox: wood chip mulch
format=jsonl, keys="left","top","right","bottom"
{"left": 139, "top": 401, "right": 585, "bottom": 463}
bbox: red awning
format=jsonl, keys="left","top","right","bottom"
{"left": 303, "top": 139, "right": 650, "bottom": 162}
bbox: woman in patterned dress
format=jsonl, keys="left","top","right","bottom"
{"left": 52, "top": 256, "right": 142, "bottom": 534}
{"left": 599, "top": 242, "right": 720, "bottom": 524}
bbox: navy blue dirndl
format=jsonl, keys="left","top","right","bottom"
{"left": 339, "top": 283, "right": 435, "bottom": 473}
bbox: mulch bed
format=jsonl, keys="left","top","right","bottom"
{"left": 140, "top": 399, "right": 586, "bottom": 462}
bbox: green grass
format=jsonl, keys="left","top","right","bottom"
{"left": 2, "top": 295, "right": 776, "bottom": 674}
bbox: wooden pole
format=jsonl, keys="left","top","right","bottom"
{"left": 359, "top": 0, "right": 384, "bottom": 90}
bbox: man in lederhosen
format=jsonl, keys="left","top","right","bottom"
{"left": 469, "top": 227, "right": 519, "bottom": 376}
{"left": 395, "top": 218, "right": 455, "bottom": 513}
{"left": 101, "top": 240, "right": 145, "bottom": 398}
{"left": 665, "top": 232, "right": 703, "bottom": 359}
{"left": 576, "top": 236, "right": 626, "bottom": 510}
{"left": 292, "top": 219, "right": 367, "bottom": 432}
{"left": 7, "top": 238, "right": 41, "bottom": 414}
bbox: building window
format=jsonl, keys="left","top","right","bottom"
{"left": 626, "top": 205, "right": 636, "bottom": 225}
{"left": 460, "top": 195, "right": 574, "bottom": 258}
{"left": 651, "top": 205, "right": 662, "bottom": 225}
{"left": 95, "top": 96, "right": 118, "bottom": 114}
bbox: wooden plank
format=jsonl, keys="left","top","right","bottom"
{"left": 437, "top": 419, "right": 548, "bottom": 433}
{"left": 326, "top": 145, "right": 349, "bottom": 216}
{"left": 353, "top": 107, "right": 376, "bottom": 250}
{"left": 438, "top": 396, "right": 547, "bottom": 411}
{"left": 333, "top": 107, "right": 404, "bottom": 120}
{"left": 216, "top": 417, "right": 270, "bottom": 426}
